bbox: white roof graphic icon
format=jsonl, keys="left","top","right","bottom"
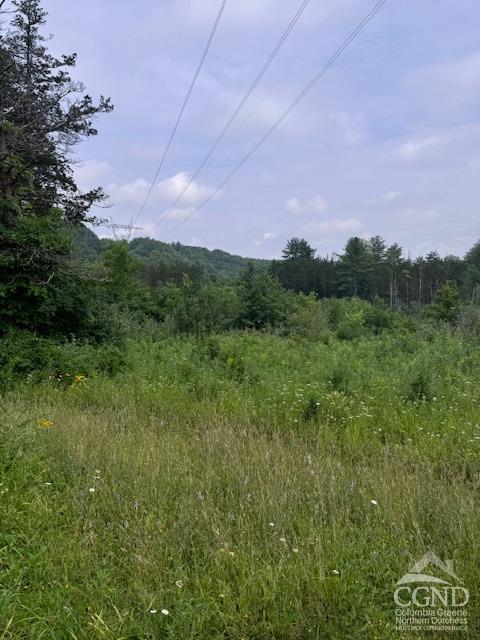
{"left": 396, "top": 552, "right": 461, "bottom": 586}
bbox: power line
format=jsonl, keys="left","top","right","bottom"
{"left": 162, "top": 0, "right": 388, "bottom": 240}
{"left": 150, "top": 0, "right": 313, "bottom": 231}
{"left": 166, "top": 0, "right": 193, "bottom": 77}
{"left": 132, "top": 0, "right": 229, "bottom": 226}
{"left": 233, "top": 0, "right": 345, "bottom": 137}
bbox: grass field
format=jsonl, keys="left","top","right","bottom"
{"left": 1, "top": 330, "right": 480, "bottom": 638}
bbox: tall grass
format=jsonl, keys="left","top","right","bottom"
{"left": 1, "top": 331, "right": 479, "bottom": 638}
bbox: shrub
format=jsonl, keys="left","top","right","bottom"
{"left": 285, "top": 294, "right": 331, "bottom": 341}
{"left": 336, "top": 309, "right": 365, "bottom": 341}
{"left": 405, "top": 357, "right": 434, "bottom": 402}
{"left": 0, "top": 330, "right": 127, "bottom": 391}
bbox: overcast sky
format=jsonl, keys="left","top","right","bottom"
{"left": 41, "top": 0, "right": 480, "bottom": 259}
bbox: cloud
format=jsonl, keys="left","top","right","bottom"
{"left": 414, "top": 50, "right": 480, "bottom": 92}
{"left": 107, "top": 178, "right": 150, "bottom": 207}
{"left": 156, "top": 172, "right": 216, "bottom": 206}
{"left": 400, "top": 208, "right": 440, "bottom": 223}
{"left": 258, "top": 173, "right": 278, "bottom": 186}
{"left": 395, "top": 136, "right": 441, "bottom": 160}
{"left": 329, "top": 111, "right": 368, "bottom": 145}
{"left": 368, "top": 190, "right": 402, "bottom": 205}
{"left": 286, "top": 194, "right": 327, "bottom": 215}
{"left": 73, "top": 160, "right": 115, "bottom": 191}
{"left": 307, "top": 218, "right": 363, "bottom": 237}
{"left": 209, "top": 88, "right": 304, "bottom": 135}
{"left": 42, "top": 0, "right": 480, "bottom": 260}
{"left": 253, "top": 231, "right": 279, "bottom": 246}
{"left": 106, "top": 172, "right": 217, "bottom": 209}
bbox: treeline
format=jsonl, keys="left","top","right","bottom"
{"left": 71, "top": 225, "right": 269, "bottom": 277}
{"left": 271, "top": 237, "right": 480, "bottom": 307}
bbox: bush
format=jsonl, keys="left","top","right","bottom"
{"left": 285, "top": 294, "right": 331, "bottom": 341}
{"left": 0, "top": 330, "right": 127, "bottom": 391}
{"left": 405, "top": 356, "right": 434, "bottom": 402}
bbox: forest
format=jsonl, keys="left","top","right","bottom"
{"left": 1, "top": 2, "right": 479, "bottom": 638}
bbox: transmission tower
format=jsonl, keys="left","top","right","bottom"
{"left": 95, "top": 219, "right": 143, "bottom": 241}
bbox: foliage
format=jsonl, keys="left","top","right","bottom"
{"left": 236, "top": 262, "right": 287, "bottom": 330}
{"left": 281, "top": 237, "right": 316, "bottom": 260}
{"left": 1, "top": 328, "right": 479, "bottom": 637}
{"left": 158, "top": 277, "right": 240, "bottom": 335}
{"left": 129, "top": 236, "right": 269, "bottom": 277}
{"left": 0, "top": 0, "right": 112, "bottom": 219}
{"left": 425, "top": 281, "right": 462, "bottom": 323}
{"left": 270, "top": 236, "right": 478, "bottom": 311}
{"left": 0, "top": 329, "right": 126, "bottom": 391}
{"left": 0, "top": 202, "right": 115, "bottom": 338}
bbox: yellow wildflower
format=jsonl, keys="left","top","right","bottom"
{"left": 38, "top": 419, "right": 54, "bottom": 430}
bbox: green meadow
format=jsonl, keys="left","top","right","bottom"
{"left": 1, "top": 329, "right": 479, "bottom": 638}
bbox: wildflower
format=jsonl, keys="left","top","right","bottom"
{"left": 370, "top": 499, "right": 378, "bottom": 507}
{"left": 89, "top": 487, "right": 95, "bottom": 493}
{"left": 44, "top": 482, "right": 53, "bottom": 486}
{"left": 161, "top": 609, "right": 169, "bottom": 616}
{"left": 149, "top": 609, "right": 157, "bottom": 614}
{"left": 279, "top": 537, "right": 286, "bottom": 543}
{"left": 292, "top": 547, "right": 299, "bottom": 553}
{"left": 38, "top": 419, "right": 54, "bottom": 430}
{"left": 332, "top": 569, "right": 340, "bottom": 575}
{"left": 269, "top": 522, "right": 275, "bottom": 527}
{"left": 175, "top": 580, "right": 183, "bottom": 588}
{"left": 74, "top": 374, "right": 87, "bottom": 384}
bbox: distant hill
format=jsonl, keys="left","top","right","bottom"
{"left": 70, "top": 225, "right": 270, "bottom": 277}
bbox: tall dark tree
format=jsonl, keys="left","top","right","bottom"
{"left": 465, "top": 241, "right": 480, "bottom": 300}
{"left": 368, "top": 235, "right": 387, "bottom": 301}
{"left": 385, "top": 243, "right": 402, "bottom": 309}
{"left": 337, "top": 237, "right": 371, "bottom": 297}
{"left": 237, "top": 262, "right": 285, "bottom": 329}
{"left": 282, "top": 238, "right": 316, "bottom": 261}
{"left": 272, "top": 238, "right": 319, "bottom": 294}
{"left": 0, "top": 0, "right": 112, "bottom": 219}
{"left": 0, "top": 0, "right": 112, "bottom": 336}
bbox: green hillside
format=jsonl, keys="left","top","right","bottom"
{"left": 70, "top": 225, "right": 269, "bottom": 277}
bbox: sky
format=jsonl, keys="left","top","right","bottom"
{"left": 39, "top": 0, "right": 480, "bottom": 259}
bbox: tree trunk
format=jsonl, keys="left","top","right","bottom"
{"left": 0, "top": 129, "right": 13, "bottom": 198}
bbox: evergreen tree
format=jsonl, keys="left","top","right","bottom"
{"left": 272, "top": 239, "right": 319, "bottom": 294}
{"left": 0, "top": 0, "right": 112, "bottom": 336}
{"left": 237, "top": 262, "right": 285, "bottom": 329}
{"left": 103, "top": 241, "right": 142, "bottom": 299}
{"left": 0, "top": 0, "right": 112, "bottom": 219}
{"left": 337, "top": 237, "right": 371, "bottom": 298}
{"left": 465, "top": 240, "right": 480, "bottom": 299}
{"left": 426, "top": 281, "right": 461, "bottom": 323}
{"left": 385, "top": 243, "right": 402, "bottom": 309}
{"left": 368, "top": 236, "right": 387, "bottom": 301}
{"left": 282, "top": 238, "right": 316, "bottom": 261}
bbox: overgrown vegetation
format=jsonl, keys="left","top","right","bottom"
{"left": 1, "top": 331, "right": 480, "bottom": 638}
{"left": 1, "top": 2, "right": 480, "bottom": 638}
